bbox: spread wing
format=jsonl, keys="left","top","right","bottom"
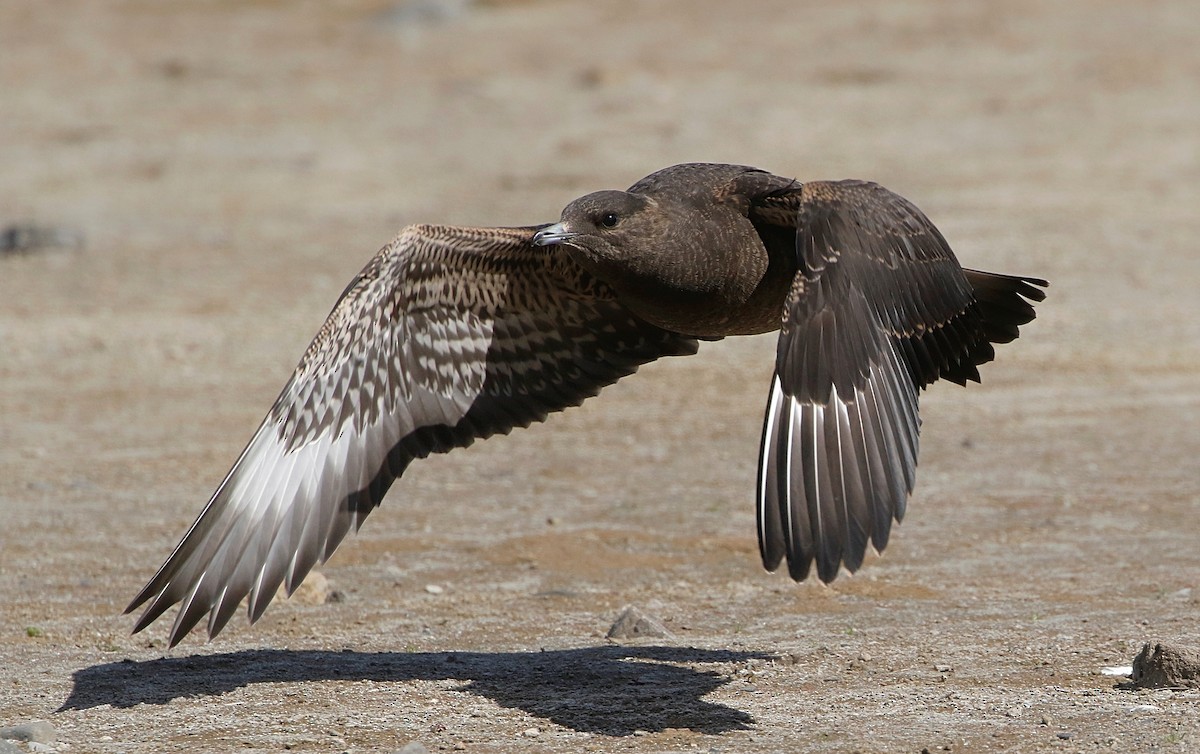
{"left": 126, "top": 224, "right": 698, "bottom": 645}
{"left": 751, "top": 181, "right": 1046, "bottom": 583}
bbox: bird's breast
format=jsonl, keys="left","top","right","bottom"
{"left": 595, "top": 241, "right": 794, "bottom": 338}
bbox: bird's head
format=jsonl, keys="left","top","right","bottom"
{"left": 532, "top": 190, "right": 665, "bottom": 278}
{"left": 532, "top": 167, "right": 773, "bottom": 334}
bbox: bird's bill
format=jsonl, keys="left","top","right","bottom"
{"left": 532, "top": 222, "right": 578, "bottom": 246}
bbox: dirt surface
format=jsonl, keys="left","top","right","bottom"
{"left": 2, "top": 1, "right": 1199, "bottom": 752}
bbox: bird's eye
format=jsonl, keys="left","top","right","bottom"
{"left": 600, "top": 212, "right": 619, "bottom": 228}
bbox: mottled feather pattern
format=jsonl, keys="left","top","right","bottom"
{"left": 127, "top": 223, "right": 696, "bottom": 645}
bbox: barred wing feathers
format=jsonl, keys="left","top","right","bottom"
{"left": 126, "top": 224, "right": 698, "bottom": 645}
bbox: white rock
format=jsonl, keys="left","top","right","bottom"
{"left": 0, "top": 721, "right": 56, "bottom": 744}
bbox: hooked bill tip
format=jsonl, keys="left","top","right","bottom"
{"left": 532, "top": 222, "right": 577, "bottom": 246}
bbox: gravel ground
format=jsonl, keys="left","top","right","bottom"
{"left": 2, "top": 1, "right": 1198, "bottom": 752}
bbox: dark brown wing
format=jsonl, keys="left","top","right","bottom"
{"left": 750, "top": 180, "right": 1046, "bottom": 583}
{"left": 126, "top": 224, "right": 698, "bottom": 646}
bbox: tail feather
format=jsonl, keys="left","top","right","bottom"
{"left": 963, "top": 269, "right": 1048, "bottom": 345}
{"left": 936, "top": 270, "right": 1046, "bottom": 385}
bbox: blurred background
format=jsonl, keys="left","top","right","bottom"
{"left": 1, "top": 1, "right": 1198, "bottom": 752}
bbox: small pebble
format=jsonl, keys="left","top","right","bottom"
{"left": 394, "top": 742, "right": 431, "bottom": 754}
{"left": 606, "top": 605, "right": 673, "bottom": 640}
{"left": 934, "top": 664, "right": 952, "bottom": 673}
{"left": 289, "top": 571, "right": 334, "bottom": 605}
{"left": 0, "top": 721, "right": 57, "bottom": 744}
{"left": 0, "top": 223, "right": 83, "bottom": 255}
{"left": 1057, "top": 732, "right": 1073, "bottom": 740}
{"left": 522, "top": 727, "right": 540, "bottom": 738}
{"left": 424, "top": 584, "right": 444, "bottom": 595}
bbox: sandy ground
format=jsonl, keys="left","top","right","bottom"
{"left": 2, "top": 1, "right": 1199, "bottom": 752}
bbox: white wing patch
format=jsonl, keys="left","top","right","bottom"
{"left": 757, "top": 339, "right": 920, "bottom": 583}
{"left": 127, "top": 224, "right": 698, "bottom": 646}
{"left": 157, "top": 311, "right": 496, "bottom": 642}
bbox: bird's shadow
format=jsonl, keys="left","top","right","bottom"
{"left": 60, "top": 645, "right": 769, "bottom": 736}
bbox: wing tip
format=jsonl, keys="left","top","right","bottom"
{"left": 763, "top": 346, "right": 915, "bottom": 587}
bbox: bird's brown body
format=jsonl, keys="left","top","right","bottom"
{"left": 547, "top": 164, "right": 801, "bottom": 337}
{"left": 128, "top": 163, "right": 1046, "bottom": 646}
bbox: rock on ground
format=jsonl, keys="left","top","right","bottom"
{"left": 606, "top": 606, "right": 674, "bottom": 640}
{"left": 1131, "top": 642, "right": 1200, "bottom": 689}
{"left": 288, "top": 570, "right": 338, "bottom": 605}
{"left": 0, "top": 720, "right": 57, "bottom": 744}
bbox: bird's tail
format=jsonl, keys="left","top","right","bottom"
{"left": 940, "top": 270, "right": 1048, "bottom": 385}
{"left": 964, "top": 269, "right": 1048, "bottom": 344}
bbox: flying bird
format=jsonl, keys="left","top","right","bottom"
{"left": 127, "top": 163, "right": 1046, "bottom": 646}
